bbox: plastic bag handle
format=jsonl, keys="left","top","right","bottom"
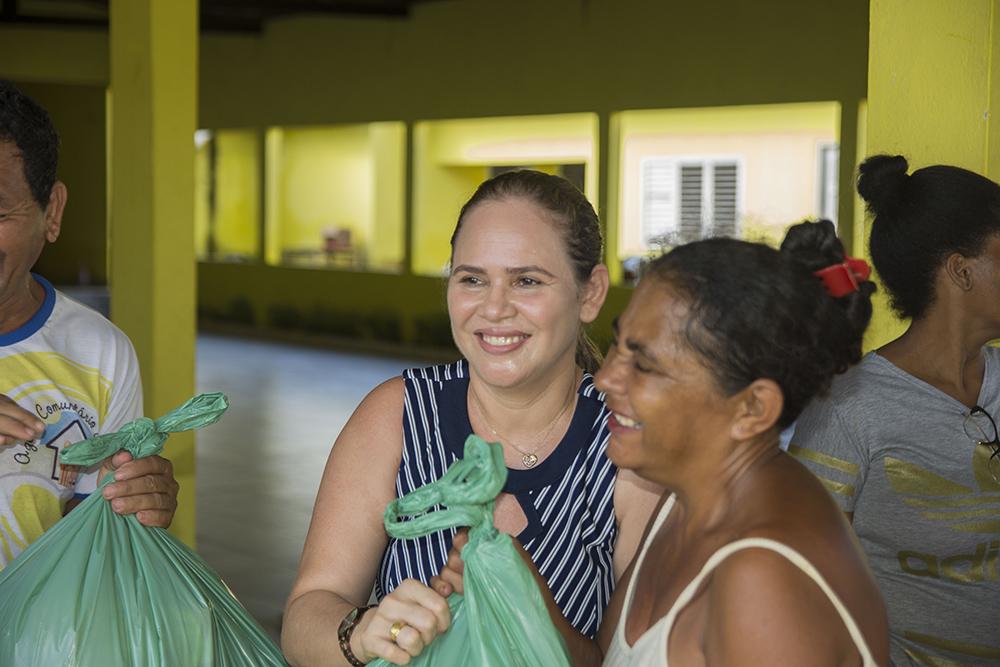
{"left": 59, "top": 392, "right": 229, "bottom": 467}
{"left": 384, "top": 435, "right": 507, "bottom": 539}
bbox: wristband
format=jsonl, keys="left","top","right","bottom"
{"left": 337, "top": 604, "right": 375, "bottom": 666}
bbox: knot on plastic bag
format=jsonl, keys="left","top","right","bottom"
{"left": 59, "top": 392, "right": 229, "bottom": 468}
{"left": 120, "top": 417, "right": 169, "bottom": 458}
{"left": 384, "top": 435, "right": 506, "bottom": 539}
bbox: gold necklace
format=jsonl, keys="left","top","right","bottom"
{"left": 469, "top": 384, "right": 576, "bottom": 468}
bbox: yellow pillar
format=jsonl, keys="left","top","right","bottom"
{"left": 109, "top": 0, "right": 198, "bottom": 546}
{"left": 865, "top": 0, "right": 1000, "bottom": 348}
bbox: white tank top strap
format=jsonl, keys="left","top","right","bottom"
{"left": 661, "top": 537, "right": 878, "bottom": 667}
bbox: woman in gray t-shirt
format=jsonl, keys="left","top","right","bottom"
{"left": 792, "top": 155, "right": 1000, "bottom": 666}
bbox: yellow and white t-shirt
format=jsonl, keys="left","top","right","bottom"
{"left": 0, "top": 275, "right": 142, "bottom": 569}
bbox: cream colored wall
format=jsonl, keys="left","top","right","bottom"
{"left": 619, "top": 130, "right": 836, "bottom": 253}
{"left": 614, "top": 103, "right": 840, "bottom": 255}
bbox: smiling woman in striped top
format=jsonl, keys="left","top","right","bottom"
{"left": 282, "top": 170, "right": 662, "bottom": 667}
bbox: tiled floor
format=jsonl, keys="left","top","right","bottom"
{"left": 194, "top": 334, "right": 426, "bottom": 641}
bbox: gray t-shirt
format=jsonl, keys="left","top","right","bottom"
{"left": 791, "top": 350, "right": 1000, "bottom": 666}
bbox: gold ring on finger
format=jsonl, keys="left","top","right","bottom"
{"left": 389, "top": 621, "right": 406, "bottom": 643}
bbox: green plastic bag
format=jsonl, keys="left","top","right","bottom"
{"left": 0, "top": 393, "right": 288, "bottom": 667}
{"left": 371, "top": 434, "right": 571, "bottom": 667}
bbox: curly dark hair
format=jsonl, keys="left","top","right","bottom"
{"left": 645, "top": 221, "right": 874, "bottom": 427}
{"left": 858, "top": 154, "right": 1000, "bottom": 320}
{"left": 450, "top": 169, "right": 605, "bottom": 373}
{"left": 0, "top": 80, "right": 60, "bottom": 208}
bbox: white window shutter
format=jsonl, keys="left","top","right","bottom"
{"left": 640, "top": 158, "right": 678, "bottom": 245}
{"left": 818, "top": 144, "right": 839, "bottom": 223}
{"left": 638, "top": 155, "right": 743, "bottom": 249}
{"left": 711, "top": 162, "right": 739, "bottom": 237}
{"left": 679, "top": 164, "right": 704, "bottom": 243}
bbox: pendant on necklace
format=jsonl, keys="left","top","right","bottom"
{"left": 521, "top": 453, "right": 539, "bottom": 468}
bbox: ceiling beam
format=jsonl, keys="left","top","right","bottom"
{"left": 0, "top": 0, "right": 427, "bottom": 33}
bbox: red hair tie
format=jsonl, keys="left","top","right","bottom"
{"left": 813, "top": 256, "right": 871, "bottom": 298}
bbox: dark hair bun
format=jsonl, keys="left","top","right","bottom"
{"left": 780, "top": 218, "right": 842, "bottom": 272}
{"left": 857, "top": 154, "right": 909, "bottom": 217}
{"left": 780, "top": 219, "right": 875, "bottom": 373}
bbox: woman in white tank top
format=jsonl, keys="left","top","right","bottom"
{"left": 590, "top": 224, "right": 890, "bottom": 665}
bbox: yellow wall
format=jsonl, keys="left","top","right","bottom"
{"left": 264, "top": 122, "right": 406, "bottom": 271}
{"left": 853, "top": 100, "right": 868, "bottom": 259}
{"left": 0, "top": 4, "right": 871, "bottom": 551}
{"left": 413, "top": 113, "right": 598, "bottom": 276}
{"left": 108, "top": 0, "right": 198, "bottom": 546}
{"left": 192, "top": 0, "right": 866, "bottom": 336}
{"left": 195, "top": 129, "right": 261, "bottom": 260}
{"left": 275, "top": 124, "right": 371, "bottom": 255}
{"left": 195, "top": 135, "right": 210, "bottom": 259}
{"left": 411, "top": 151, "right": 487, "bottom": 276}
{"left": 369, "top": 122, "right": 407, "bottom": 272}
{"left": 192, "top": 0, "right": 866, "bottom": 289}
{"left": 214, "top": 131, "right": 260, "bottom": 259}
{"left": 865, "top": 0, "right": 999, "bottom": 349}
{"left": 0, "top": 0, "right": 871, "bottom": 350}
{"left": 264, "top": 128, "right": 283, "bottom": 266}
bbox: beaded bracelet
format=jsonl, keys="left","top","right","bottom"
{"left": 337, "top": 604, "right": 376, "bottom": 666}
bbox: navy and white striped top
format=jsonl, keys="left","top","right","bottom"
{"left": 376, "top": 360, "right": 619, "bottom": 638}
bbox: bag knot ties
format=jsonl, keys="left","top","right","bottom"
{"left": 120, "top": 417, "right": 167, "bottom": 456}
{"left": 59, "top": 392, "right": 229, "bottom": 468}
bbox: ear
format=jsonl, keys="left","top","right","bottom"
{"left": 729, "top": 378, "right": 783, "bottom": 441}
{"left": 579, "top": 263, "right": 610, "bottom": 324}
{"left": 943, "top": 252, "right": 974, "bottom": 291}
{"left": 43, "top": 181, "right": 67, "bottom": 243}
